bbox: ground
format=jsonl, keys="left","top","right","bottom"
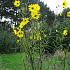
{"left": 0, "top": 52, "right": 70, "bottom": 70}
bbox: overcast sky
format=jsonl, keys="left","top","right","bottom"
{"left": 40, "top": 0, "right": 70, "bottom": 15}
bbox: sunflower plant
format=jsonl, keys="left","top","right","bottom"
{"left": 1, "top": 0, "right": 70, "bottom": 70}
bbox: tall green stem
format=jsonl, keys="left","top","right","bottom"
{"left": 63, "top": 50, "right": 66, "bottom": 70}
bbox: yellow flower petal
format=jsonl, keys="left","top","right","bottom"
{"left": 63, "top": 0, "right": 68, "bottom": 8}
{"left": 28, "top": 4, "right": 40, "bottom": 12}
{"left": 19, "top": 18, "right": 29, "bottom": 28}
{"left": 67, "top": 11, "right": 70, "bottom": 17}
{"left": 14, "top": 0, "right": 20, "bottom": 7}
{"left": 13, "top": 28, "right": 24, "bottom": 38}
{"left": 31, "top": 12, "right": 40, "bottom": 19}
{"left": 63, "top": 29, "right": 68, "bottom": 36}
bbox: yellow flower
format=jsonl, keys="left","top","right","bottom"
{"left": 16, "top": 29, "right": 24, "bottom": 38}
{"left": 28, "top": 4, "right": 40, "bottom": 12}
{"left": 19, "top": 24, "right": 24, "bottom": 29}
{"left": 28, "top": 4, "right": 41, "bottom": 20}
{"left": 22, "top": 18, "right": 29, "bottom": 23}
{"left": 31, "top": 12, "right": 40, "bottom": 19}
{"left": 67, "top": 11, "right": 70, "bottom": 17}
{"left": 63, "top": 29, "right": 68, "bottom": 36}
{"left": 19, "top": 18, "right": 29, "bottom": 28}
{"left": 34, "top": 4, "right": 40, "bottom": 11}
{"left": 62, "top": 0, "right": 68, "bottom": 8}
{"left": 13, "top": 27, "right": 19, "bottom": 34}
{"left": 17, "top": 32, "right": 24, "bottom": 38}
{"left": 14, "top": 0, "right": 20, "bottom": 7}
{"left": 13, "top": 28, "right": 24, "bottom": 38}
{"left": 13, "top": 29, "right": 17, "bottom": 35}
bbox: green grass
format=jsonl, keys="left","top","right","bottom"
{"left": 0, "top": 52, "right": 70, "bottom": 70}
{"left": 0, "top": 53, "right": 26, "bottom": 70}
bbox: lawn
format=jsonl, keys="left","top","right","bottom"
{"left": 0, "top": 51, "right": 70, "bottom": 70}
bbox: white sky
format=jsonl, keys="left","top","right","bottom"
{"left": 40, "top": 0, "right": 70, "bottom": 15}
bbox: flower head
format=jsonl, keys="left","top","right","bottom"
{"left": 13, "top": 28, "right": 24, "bottom": 38}
{"left": 63, "top": 29, "right": 68, "bottom": 36}
{"left": 19, "top": 18, "right": 29, "bottom": 28}
{"left": 63, "top": 0, "right": 68, "bottom": 8}
{"left": 22, "top": 18, "right": 29, "bottom": 23}
{"left": 28, "top": 4, "right": 40, "bottom": 12}
{"left": 31, "top": 12, "right": 40, "bottom": 19}
{"left": 14, "top": 0, "right": 20, "bottom": 7}
{"left": 16, "top": 30, "right": 24, "bottom": 38}
{"left": 67, "top": 11, "right": 70, "bottom": 17}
